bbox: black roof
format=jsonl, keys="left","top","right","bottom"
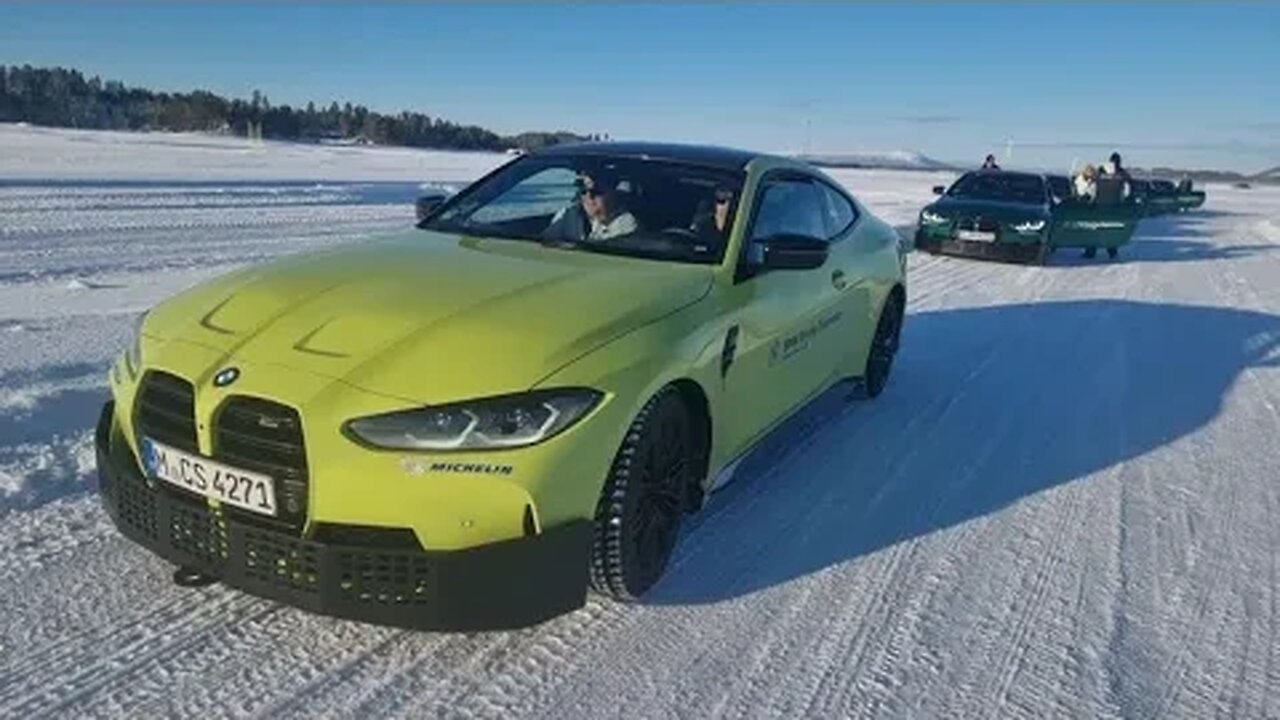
{"left": 534, "top": 141, "right": 761, "bottom": 170}
{"left": 958, "top": 169, "right": 1047, "bottom": 182}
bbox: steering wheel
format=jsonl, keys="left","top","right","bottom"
{"left": 660, "top": 227, "right": 700, "bottom": 241}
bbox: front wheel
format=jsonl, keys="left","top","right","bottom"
{"left": 589, "top": 387, "right": 694, "bottom": 601}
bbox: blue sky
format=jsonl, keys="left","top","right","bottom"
{"left": 3, "top": 3, "right": 1277, "bottom": 172}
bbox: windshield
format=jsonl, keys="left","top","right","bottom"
{"left": 421, "top": 152, "right": 746, "bottom": 265}
{"left": 1046, "top": 175, "right": 1071, "bottom": 200}
{"left": 946, "top": 172, "right": 1047, "bottom": 204}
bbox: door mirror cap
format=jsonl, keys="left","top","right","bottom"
{"left": 415, "top": 190, "right": 449, "bottom": 222}
{"left": 932, "top": 185, "right": 945, "bottom": 195}
{"left": 757, "top": 233, "right": 829, "bottom": 270}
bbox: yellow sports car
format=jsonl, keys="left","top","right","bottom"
{"left": 94, "top": 142, "right": 908, "bottom": 630}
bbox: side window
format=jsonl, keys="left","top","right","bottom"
{"left": 749, "top": 178, "right": 827, "bottom": 242}
{"left": 469, "top": 166, "right": 579, "bottom": 225}
{"left": 817, "top": 182, "right": 859, "bottom": 239}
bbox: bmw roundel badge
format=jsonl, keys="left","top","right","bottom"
{"left": 213, "top": 367, "right": 240, "bottom": 387}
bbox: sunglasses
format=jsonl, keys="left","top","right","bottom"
{"left": 715, "top": 190, "right": 734, "bottom": 204}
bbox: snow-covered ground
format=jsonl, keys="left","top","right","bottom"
{"left": 0, "top": 123, "right": 508, "bottom": 182}
{"left": 2, "top": 126, "right": 1280, "bottom": 718}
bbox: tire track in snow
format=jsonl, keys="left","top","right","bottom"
{"left": 800, "top": 248, "right": 1080, "bottom": 718}
{"left": 982, "top": 257, "right": 1148, "bottom": 718}
{"left": 0, "top": 589, "right": 270, "bottom": 716}
{"left": 815, "top": 253, "right": 1131, "bottom": 717}
{"left": 1152, "top": 215, "right": 1280, "bottom": 719}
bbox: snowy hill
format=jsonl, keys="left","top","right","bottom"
{"left": 797, "top": 150, "right": 955, "bottom": 171}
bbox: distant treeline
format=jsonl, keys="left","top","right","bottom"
{"left": 0, "top": 64, "right": 595, "bottom": 152}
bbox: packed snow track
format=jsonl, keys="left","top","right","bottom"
{"left": 2, "top": 128, "right": 1279, "bottom": 718}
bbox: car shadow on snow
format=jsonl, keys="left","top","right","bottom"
{"left": 647, "top": 299, "right": 1280, "bottom": 605}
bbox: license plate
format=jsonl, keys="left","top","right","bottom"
{"left": 956, "top": 229, "right": 996, "bottom": 242}
{"left": 141, "top": 437, "right": 277, "bottom": 516}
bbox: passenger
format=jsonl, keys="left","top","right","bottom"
{"left": 1103, "top": 151, "right": 1133, "bottom": 200}
{"left": 1105, "top": 152, "right": 1131, "bottom": 181}
{"left": 691, "top": 185, "right": 736, "bottom": 241}
{"left": 1074, "top": 165, "right": 1098, "bottom": 200}
{"left": 543, "top": 169, "right": 639, "bottom": 242}
{"left": 981, "top": 154, "right": 1001, "bottom": 171}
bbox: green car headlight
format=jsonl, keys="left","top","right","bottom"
{"left": 346, "top": 388, "right": 603, "bottom": 451}
{"left": 1013, "top": 219, "right": 1047, "bottom": 233}
{"left": 921, "top": 210, "right": 948, "bottom": 225}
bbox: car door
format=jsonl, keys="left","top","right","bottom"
{"left": 719, "top": 171, "right": 861, "bottom": 459}
{"left": 1049, "top": 184, "right": 1142, "bottom": 249}
{"left": 814, "top": 179, "right": 878, "bottom": 380}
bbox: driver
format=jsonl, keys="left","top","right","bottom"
{"left": 543, "top": 168, "right": 638, "bottom": 242}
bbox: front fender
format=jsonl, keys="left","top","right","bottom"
{"left": 533, "top": 296, "right": 728, "bottom": 486}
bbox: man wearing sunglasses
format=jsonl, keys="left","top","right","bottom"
{"left": 542, "top": 168, "right": 638, "bottom": 243}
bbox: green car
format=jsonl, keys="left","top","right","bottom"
{"left": 1174, "top": 179, "right": 1207, "bottom": 211}
{"left": 915, "top": 170, "right": 1142, "bottom": 263}
{"left": 1133, "top": 178, "right": 1207, "bottom": 216}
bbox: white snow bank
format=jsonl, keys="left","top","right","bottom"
{"left": 0, "top": 123, "right": 510, "bottom": 182}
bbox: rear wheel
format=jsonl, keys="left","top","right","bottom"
{"left": 860, "top": 292, "right": 904, "bottom": 399}
{"left": 589, "top": 387, "right": 694, "bottom": 601}
{"left": 1083, "top": 247, "right": 1097, "bottom": 259}
{"left": 1107, "top": 247, "right": 1119, "bottom": 259}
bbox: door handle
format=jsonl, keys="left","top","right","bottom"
{"left": 831, "top": 269, "right": 847, "bottom": 289}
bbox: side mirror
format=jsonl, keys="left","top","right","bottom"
{"left": 932, "top": 185, "right": 945, "bottom": 195}
{"left": 756, "top": 233, "right": 829, "bottom": 270}
{"left": 415, "top": 191, "right": 448, "bottom": 222}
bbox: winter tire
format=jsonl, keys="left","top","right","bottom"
{"left": 589, "top": 387, "right": 694, "bottom": 601}
{"left": 859, "top": 292, "right": 904, "bottom": 399}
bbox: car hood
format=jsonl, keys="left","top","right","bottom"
{"left": 926, "top": 197, "right": 1050, "bottom": 222}
{"left": 144, "top": 231, "right": 713, "bottom": 403}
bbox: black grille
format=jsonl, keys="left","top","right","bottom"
{"left": 312, "top": 524, "right": 422, "bottom": 550}
{"left": 957, "top": 217, "right": 1000, "bottom": 232}
{"left": 243, "top": 526, "right": 322, "bottom": 595}
{"left": 135, "top": 371, "right": 198, "bottom": 453}
{"left": 213, "top": 396, "right": 309, "bottom": 533}
{"left": 169, "top": 500, "right": 228, "bottom": 565}
{"left": 115, "top": 472, "right": 160, "bottom": 542}
{"left": 335, "top": 550, "right": 433, "bottom": 606}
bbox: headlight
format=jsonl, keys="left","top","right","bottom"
{"left": 1013, "top": 219, "right": 1047, "bottom": 233}
{"left": 921, "top": 210, "right": 948, "bottom": 225}
{"left": 346, "top": 388, "right": 603, "bottom": 451}
{"left": 124, "top": 310, "right": 148, "bottom": 378}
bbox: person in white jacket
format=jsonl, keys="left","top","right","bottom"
{"left": 1074, "top": 164, "right": 1098, "bottom": 200}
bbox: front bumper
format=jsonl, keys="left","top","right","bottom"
{"left": 914, "top": 232, "right": 1044, "bottom": 263}
{"left": 95, "top": 401, "right": 592, "bottom": 631}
